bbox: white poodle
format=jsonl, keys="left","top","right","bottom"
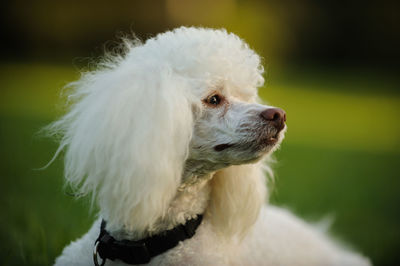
{"left": 50, "top": 27, "right": 370, "bottom": 266}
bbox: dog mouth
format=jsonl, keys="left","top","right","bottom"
{"left": 264, "top": 133, "right": 280, "bottom": 145}
{"left": 214, "top": 143, "right": 235, "bottom": 152}
{"left": 213, "top": 123, "right": 286, "bottom": 152}
{"left": 265, "top": 136, "right": 278, "bottom": 145}
{"left": 213, "top": 133, "right": 280, "bottom": 152}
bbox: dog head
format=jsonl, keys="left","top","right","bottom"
{"left": 49, "top": 27, "right": 286, "bottom": 235}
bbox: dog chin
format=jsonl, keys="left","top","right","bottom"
{"left": 254, "top": 141, "right": 280, "bottom": 157}
{"left": 257, "top": 129, "right": 286, "bottom": 155}
{"left": 234, "top": 137, "right": 283, "bottom": 164}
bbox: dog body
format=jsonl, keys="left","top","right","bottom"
{"left": 56, "top": 206, "right": 369, "bottom": 266}
{"left": 52, "top": 27, "right": 370, "bottom": 265}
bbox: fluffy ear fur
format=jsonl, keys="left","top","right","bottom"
{"left": 48, "top": 46, "right": 194, "bottom": 232}
{"left": 207, "top": 160, "right": 270, "bottom": 239}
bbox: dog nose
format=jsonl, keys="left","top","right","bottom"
{"left": 260, "top": 108, "right": 286, "bottom": 131}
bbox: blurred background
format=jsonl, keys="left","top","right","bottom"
{"left": 0, "top": 0, "right": 399, "bottom": 265}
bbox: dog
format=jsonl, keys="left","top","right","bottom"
{"left": 51, "top": 27, "right": 370, "bottom": 265}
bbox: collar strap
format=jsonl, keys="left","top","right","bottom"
{"left": 94, "top": 215, "right": 203, "bottom": 265}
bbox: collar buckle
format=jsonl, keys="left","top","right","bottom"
{"left": 93, "top": 241, "right": 106, "bottom": 266}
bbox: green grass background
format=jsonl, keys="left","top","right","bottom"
{"left": 0, "top": 63, "right": 399, "bottom": 265}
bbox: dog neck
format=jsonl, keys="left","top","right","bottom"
{"left": 109, "top": 173, "right": 213, "bottom": 241}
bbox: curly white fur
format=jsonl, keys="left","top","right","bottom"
{"left": 51, "top": 27, "right": 371, "bottom": 265}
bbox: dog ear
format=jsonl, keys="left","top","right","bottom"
{"left": 207, "top": 161, "right": 270, "bottom": 239}
{"left": 49, "top": 57, "right": 194, "bottom": 232}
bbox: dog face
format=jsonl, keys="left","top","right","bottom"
{"left": 185, "top": 86, "right": 286, "bottom": 177}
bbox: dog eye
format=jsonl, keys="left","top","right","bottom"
{"left": 207, "top": 95, "right": 222, "bottom": 106}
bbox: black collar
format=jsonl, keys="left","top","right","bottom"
{"left": 93, "top": 215, "right": 203, "bottom": 265}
